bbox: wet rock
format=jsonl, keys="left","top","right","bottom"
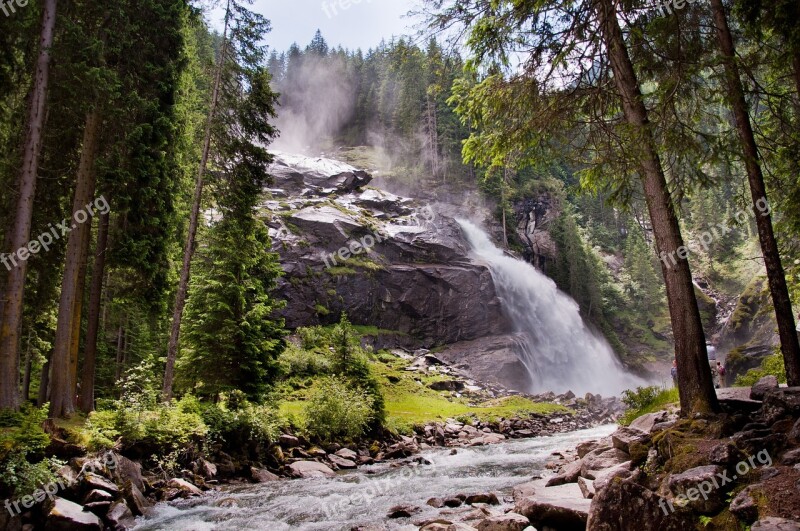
{"left": 335, "top": 448, "right": 358, "bottom": 460}
{"left": 427, "top": 497, "right": 445, "bottom": 508}
{"left": 464, "top": 493, "right": 499, "bottom": 505}
{"left": 751, "top": 517, "right": 800, "bottom": 530}
{"left": 512, "top": 481, "right": 537, "bottom": 502}
{"left": 109, "top": 453, "right": 145, "bottom": 492}
{"left": 83, "top": 501, "right": 111, "bottom": 516}
{"left": 751, "top": 376, "right": 779, "bottom": 400}
{"left": 45, "top": 497, "right": 102, "bottom": 530}
{"left": 166, "top": 478, "right": 203, "bottom": 497}
{"left": 327, "top": 454, "right": 357, "bottom": 469}
{"left": 387, "top": 504, "right": 421, "bottom": 518}
{"left": 83, "top": 489, "right": 114, "bottom": 504}
{"left": 250, "top": 467, "right": 280, "bottom": 483}
{"left": 476, "top": 512, "right": 530, "bottom": 531}
{"left": 288, "top": 460, "right": 335, "bottom": 478}
{"left": 123, "top": 481, "right": 150, "bottom": 516}
{"left": 587, "top": 479, "right": 695, "bottom": 531}
{"left": 194, "top": 458, "right": 217, "bottom": 480}
{"left": 106, "top": 500, "right": 133, "bottom": 530}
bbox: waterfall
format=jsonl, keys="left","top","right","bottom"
{"left": 458, "top": 219, "right": 647, "bottom": 396}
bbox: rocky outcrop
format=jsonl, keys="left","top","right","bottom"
{"left": 265, "top": 153, "right": 513, "bottom": 355}
{"left": 512, "top": 193, "right": 560, "bottom": 271}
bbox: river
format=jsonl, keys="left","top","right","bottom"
{"left": 132, "top": 424, "right": 615, "bottom": 531}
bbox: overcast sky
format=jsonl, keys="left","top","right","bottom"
{"left": 209, "top": 0, "right": 422, "bottom": 54}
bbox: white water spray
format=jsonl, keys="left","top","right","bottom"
{"left": 458, "top": 219, "right": 646, "bottom": 396}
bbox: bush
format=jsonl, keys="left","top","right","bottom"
{"left": 620, "top": 385, "right": 679, "bottom": 426}
{"left": 0, "top": 405, "right": 60, "bottom": 497}
{"left": 735, "top": 351, "right": 787, "bottom": 387}
{"left": 304, "top": 378, "right": 374, "bottom": 442}
{"left": 201, "top": 392, "right": 281, "bottom": 448}
{"left": 278, "top": 344, "right": 332, "bottom": 377}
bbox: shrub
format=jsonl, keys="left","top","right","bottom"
{"left": 0, "top": 405, "right": 60, "bottom": 497}
{"left": 620, "top": 385, "right": 679, "bottom": 426}
{"left": 304, "top": 378, "right": 374, "bottom": 442}
{"left": 735, "top": 351, "right": 787, "bottom": 387}
{"left": 201, "top": 393, "right": 281, "bottom": 448}
{"left": 278, "top": 344, "right": 332, "bottom": 377}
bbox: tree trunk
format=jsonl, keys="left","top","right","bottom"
{"left": 22, "top": 331, "right": 32, "bottom": 403}
{"left": 595, "top": 0, "right": 720, "bottom": 414}
{"left": 162, "top": 6, "right": 230, "bottom": 401}
{"left": 710, "top": 0, "right": 800, "bottom": 386}
{"left": 68, "top": 225, "right": 92, "bottom": 402}
{"left": 37, "top": 356, "right": 50, "bottom": 406}
{"left": 80, "top": 210, "right": 109, "bottom": 413}
{"left": 114, "top": 319, "right": 126, "bottom": 383}
{"left": 50, "top": 108, "right": 102, "bottom": 418}
{"left": 0, "top": 0, "right": 58, "bottom": 412}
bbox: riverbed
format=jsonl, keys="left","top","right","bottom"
{"left": 132, "top": 424, "right": 616, "bottom": 530}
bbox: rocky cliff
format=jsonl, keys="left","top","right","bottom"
{"left": 263, "top": 153, "right": 538, "bottom": 388}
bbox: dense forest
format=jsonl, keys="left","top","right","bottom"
{"left": 1, "top": 0, "right": 800, "bottom": 529}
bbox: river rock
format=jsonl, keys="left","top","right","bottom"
{"left": 250, "top": 467, "right": 280, "bottom": 483}
{"left": 46, "top": 497, "right": 103, "bottom": 531}
{"left": 106, "top": 500, "right": 134, "bottom": 530}
{"left": 546, "top": 458, "right": 583, "bottom": 486}
{"left": 83, "top": 489, "right": 114, "bottom": 504}
{"left": 751, "top": 376, "right": 779, "bottom": 400}
{"left": 327, "top": 454, "right": 357, "bottom": 469}
{"left": 279, "top": 434, "right": 301, "bottom": 448}
{"left": 512, "top": 481, "right": 537, "bottom": 502}
{"left": 476, "top": 512, "right": 530, "bottom": 531}
{"left": 576, "top": 440, "right": 601, "bottom": 458}
{"left": 515, "top": 482, "right": 590, "bottom": 530}
{"left": 387, "top": 504, "right": 421, "bottom": 518}
{"left": 752, "top": 517, "right": 800, "bottom": 530}
{"left": 335, "top": 448, "right": 358, "bottom": 460}
{"left": 581, "top": 448, "right": 630, "bottom": 479}
{"left": 109, "top": 453, "right": 145, "bottom": 492}
{"left": 464, "top": 492, "right": 499, "bottom": 505}
{"left": 587, "top": 479, "right": 694, "bottom": 530}
{"left": 578, "top": 477, "right": 596, "bottom": 499}
{"left": 611, "top": 427, "right": 649, "bottom": 453}
{"left": 82, "top": 472, "right": 120, "bottom": 495}
{"left": 592, "top": 461, "right": 633, "bottom": 492}
{"left": 166, "top": 478, "right": 203, "bottom": 497}
{"left": 288, "top": 460, "right": 336, "bottom": 478}
{"left": 123, "top": 481, "right": 150, "bottom": 516}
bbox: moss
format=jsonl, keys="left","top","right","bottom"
{"left": 327, "top": 267, "right": 357, "bottom": 276}
{"left": 629, "top": 441, "right": 650, "bottom": 466}
{"left": 314, "top": 304, "right": 330, "bottom": 316}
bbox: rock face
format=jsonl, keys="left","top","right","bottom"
{"left": 587, "top": 479, "right": 695, "bottom": 531}
{"left": 265, "top": 153, "right": 527, "bottom": 385}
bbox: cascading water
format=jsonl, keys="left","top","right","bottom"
{"left": 458, "top": 219, "right": 647, "bottom": 396}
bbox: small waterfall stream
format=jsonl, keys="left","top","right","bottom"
{"left": 457, "top": 219, "right": 646, "bottom": 396}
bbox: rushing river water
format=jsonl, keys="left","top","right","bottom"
{"left": 132, "top": 425, "right": 616, "bottom": 531}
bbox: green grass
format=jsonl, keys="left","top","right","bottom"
{"left": 619, "top": 387, "right": 679, "bottom": 426}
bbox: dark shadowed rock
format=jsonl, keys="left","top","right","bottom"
{"left": 110, "top": 453, "right": 145, "bottom": 492}
{"left": 250, "top": 467, "right": 280, "bottom": 483}
{"left": 106, "top": 500, "right": 133, "bottom": 530}
{"left": 761, "top": 388, "right": 800, "bottom": 424}
{"left": 751, "top": 376, "right": 780, "bottom": 400}
{"left": 464, "top": 492, "right": 499, "bottom": 505}
{"left": 45, "top": 498, "right": 102, "bottom": 531}
{"left": 587, "top": 480, "right": 695, "bottom": 531}
{"left": 667, "top": 465, "right": 726, "bottom": 514}
{"left": 730, "top": 484, "right": 761, "bottom": 524}
{"left": 327, "top": 454, "right": 357, "bottom": 469}
{"left": 387, "top": 504, "right": 421, "bottom": 518}
{"left": 709, "top": 442, "right": 746, "bottom": 465}
{"left": 82, "top": 472, "right": 119, "bottom": 496}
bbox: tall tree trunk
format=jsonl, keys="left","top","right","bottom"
{"left": 68, "top": 225, "right": 92, "bottom": 402}
{"left": 114, "top": 319, "right": 126, "bottom": 383}
{"left": 22, "top": 330, "right": 32, "bottom": 402}
{"left": 162, "top": 6, "right": 230, "bottom": 401}
{"left": 50, "top": 108, "right": 102, "bottom": 418}
{"left": 0, "top": 0, "right": 58, "bottom": 411}
{"left": 710, "top": 0, "right": 800, "bottom": 386}
{"left": 37, "top": 356, "right": 50, "bottom": 406}
{"left": 595, "top": 0, "right": 719, "bottom": 414}
{"left": 80, "top": 210, "right": 109, "bottom": 413}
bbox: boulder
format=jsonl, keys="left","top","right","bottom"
{"left": 628, "top": 411, "right": 668, "bottom": 433}
{"left": 592, "top": 462, "right": 633, "bottom": 493}
{"left": 576, "top": 440, "right": 601, "bottom": 458}
{"left": 752, "top": 517, "right": 800, "bottom": 531}
{"left": 387, "top": 504, "right": 421, "bottom": 518}
{"left": 327, "top": 454, "right": 357, "bottom": 469}
{"left": 166, "top": 478, "right": 203, "bottom": 497}
{"left": 546, "top": 458, "right": 583, "bottom": 486}
{"left": 515, "top": 482, "right": 590, "bottom": 530}
{"left": 464, "top": 493, "right": 499, "bottom": 505}
{"left": 578, "top": 477, "right": 596, "bottom": 499}
{"left": 730, "top": 484, "right": 761, "bottom": 524}
{"left": 45, "top": 498, "right": 102, "bottom": 531}
{"left": 761, "top": 388, "right": 800, "bottom": 424}
{"left": 512, "top": 481, "right": 537, "bottom": 502}
{"left": 780, "top": 448, "right": 800, "bottom": 465}
{"left": 278, "top": 434, "right": 301, "bottom": 448}
{"left": 709, "top": 442, "right": 746, "bottom": 466}
{"left": 667, "top": 465, "right": 726, "bottom": 514}
{"left": 476, "top": 513, "right": 530, "bottom": 531}
{"left": 587, "top": 479, "right": 695, "bottom": 531}
{"left": 195, "top": 458, "right": 217, "bottom": 480}
{"left": 581, "top": 448, "right": 630, "bottom": 480}
{"left": 109, "top": 453, "right": 145, "bottom": 492}
{"left": 751, "top": 376, "right": 780, "bottom": 400}
{"left": 83, "top": 489, "right": 114, "bottom": 504}
{"left": 335, "top": 448, "right": 358, "bottom": 460}
{"left": 288, "top": 460, "right": 335, "bottom": 478}
{"left": 611, "top": 427, "right": 649, "bottom": 454}
{"left": 106, "top": 500, "right": 133, "bottom": 530}
{"left": 123, "top": 481, "right": 150, "bottom": 516}
{"left": 427, "top": 497, "right": 445, "bottom": 508}
{"left": 81, "top": 472, "right": 119, "bottom": 496}
{"left": 250, "top": 467, "right": 280, "bottom": 483}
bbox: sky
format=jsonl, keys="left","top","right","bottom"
{"left": 209, "top": 0, "right": 422, "bottom": 54}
